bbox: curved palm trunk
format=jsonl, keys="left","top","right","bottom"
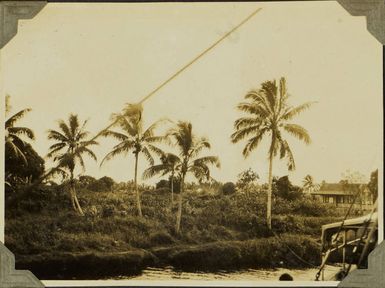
{"left": 267, "top": 153, "right": 273, "bottom": 230}
{"left": 175, "top": 175, "right": 185, "bottom": 234}
{"left": 134, "top": 152, "right": 143, "bottom": 217}
{"left": 170, "top": 172, "right": 174, "bottom": 203}
{"left": 70, "top": 170, "right": 84, "bottom": 216}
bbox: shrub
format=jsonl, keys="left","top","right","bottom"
{"left": 156, "top": 179, "right": 169, "bottom": 190}
{"left": 149, "top": 231, "right": 175, "bottom": 246}
{"left": 222, "top": 182, "right": 236, "bottom": 195}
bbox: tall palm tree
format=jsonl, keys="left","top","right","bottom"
{"left": 143, "top": 152, "right": 181, "bottom": 203}
{"left": 47, "top": 114, "right": 98, "bottom": 215}
{"left": 167, "top": 121, "right": 220, "bottom": 234}
{"left": 5, "top": 95, "right": 35, "bottom": 164}
{"left": 231, "top": 77, "right": 313, "bottom": 229}
{"left": 303, "top": 174, "right": 320, "bottom": 194}
{"left": 100, "top": 105, "right": 166, "bottom": 217}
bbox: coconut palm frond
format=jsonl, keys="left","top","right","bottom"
{"left": 244, "top": 90, "right": 273, "bottom": 115}
{"left": 284, "top": 123, "right": 311, "bottom": 145}
{"left": 142, "top": 118, "right": 170, "bottom": 139}
{"left": 68, "top": 114, "right": 80, "bottom": 136}
{"left": 123, "top": 103, "right": 143, "bottom": 120}
{"left": 189, "top": 164, "right": 210, "bottom": 182}
{"left": 47, "top": 143, "right": 67, "bottom": 158}
{"left": 231, "top": 124, "right": 261, "bottom": 144}
{"left": 242, "top": 128, "right": 268, "bottom": 158}
{"left": 189, "top": 138, "right": 210, "bottom": 159}
{"left": 5, "top": 108, "right": 32, "bottom": 128}
{"left": 260, "top": 80, "right": 278, "bottom": 112}
{"left": 8, "top": 127, "right": 35, "bottom": 140}
{"left": 236, "top": 102, "right": 270, "bottom": 119}
{"left": 276, "top": 133, "right": 295, "bottom": 171}
{"left": 75, "top": 153, "right": 86, "bottom": 171}
{"left": 141, "top": 146, "right": 154, "bottom": 166}
{"left": 77, "top": 146, "right": 97, "bottom": 161}
{"left": 234, "top": 117, "right": 260, "bottom": 130}
{"left": 100, "top": 143, "right": 131, "bottom": 167}
{"left": 76, "top": 130, "right": 90, "bottom": 141}
{"left": 5, "top": 141, "right": 27, "bottom": 164}
{"left": 142, "top": 164, "right": 168, "bottom": 180}
{"left": 192, "top": 156, "right": 220, "bottom": 169}
{"left": 281, "top": 102, "right": 315, "bottom": 121}
{"left": 147, "top": 144, "right": 165, "bottom": 157}
{"left": 58, "top": 120, "right": 72, "bottom": 139}
{"left": 277, "top": 77, "right": 289, "bottom": 114}
{"left": 100, "top": 130, "right": 128, "bottom": 141}
{"left": 79, "top": 139, "right": 98, "bottom": 147}
{"left": 47, "top": 129, "right": 68, "bottom": 142}
{"left": 118, "top": 115, "right": 139, "bottom": 137}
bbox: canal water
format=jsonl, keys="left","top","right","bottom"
{"left": 117, "top": 265, "right": 341, "bottom": 281}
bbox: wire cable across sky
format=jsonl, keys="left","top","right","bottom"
{"left": 138, "top": 7, "right": 263, "bottom": 105}
{"left": 91, "top": 7, "right": 262, "bottom": 141}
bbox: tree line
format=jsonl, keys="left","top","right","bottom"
{"left": 5, "top": 77, "right": 313, "bottom": 233}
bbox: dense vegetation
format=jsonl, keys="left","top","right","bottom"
{"left": 5, "top": 179, "right": 357, "bottom": 279}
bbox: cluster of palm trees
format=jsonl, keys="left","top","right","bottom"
{"left": 4, "top": 76, "right": 312, "bottom": 233}
{"left": 44, "top": 104, "right": 221, "bottom": 234}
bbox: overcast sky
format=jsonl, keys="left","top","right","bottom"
{"left": 1, "top": 1, "right": 382, "bottom": 185}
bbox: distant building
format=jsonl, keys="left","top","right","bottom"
{"left": 310, "top": 183, "right": 374, "bottom": 211}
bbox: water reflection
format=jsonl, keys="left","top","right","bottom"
{"left": 115, "top": 265, "right": 341, "bottom": 281}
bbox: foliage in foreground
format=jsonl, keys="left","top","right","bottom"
{"left": 5, "top": 185, "right": 350, "bottom": 256}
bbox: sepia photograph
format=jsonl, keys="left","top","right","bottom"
{"left": 0, "top": 0, "right": 383, "bottom": 286}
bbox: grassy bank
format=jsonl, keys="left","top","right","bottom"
{"left": 15, "top": 235, "right": 320, "bottom": 280}
{"left": 5, "top": 184, "right": 352, "bottom": 279}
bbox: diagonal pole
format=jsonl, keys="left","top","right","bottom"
{"left": 138, "top": 7, "right": 262, "bottom": 105}
{"left": 93, "top": 7, "right": 262, "bottom": 141}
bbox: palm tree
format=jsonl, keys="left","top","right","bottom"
{"left": 47, "top": 114, "right": 98, "bottom": 215}
{"left": 100, "top": 105, "right": 166, "bottom": 217}
{"left": 167, "top": 121, "right": 220, "bottom": 234}
{"left": 303, "top": 174, "right": 320, "bottom": 194}
{"left": 5, "top": 95, "right": 35, "bottom": 164}
{"left": 231, "top": 77, "right": 313, "bottom": 229}
{"left": 143, "top": 152, "right": 181, "bottom": 203}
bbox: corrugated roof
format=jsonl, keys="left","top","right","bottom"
{"left": 311, "top": 190, "right": 354, "bottom": 196}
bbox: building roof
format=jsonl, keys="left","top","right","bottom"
{"left": 311, "top": 190, "right": 354, "bottom": 196}
{"left": 310, "top": 182, "right": 367, "bottom": 196}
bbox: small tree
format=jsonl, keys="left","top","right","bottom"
{"left": 273, "top": 175, "right": 302, "bottom": 201}
{"left": 236, "top": 168, "right": 259, "bottom": 190}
